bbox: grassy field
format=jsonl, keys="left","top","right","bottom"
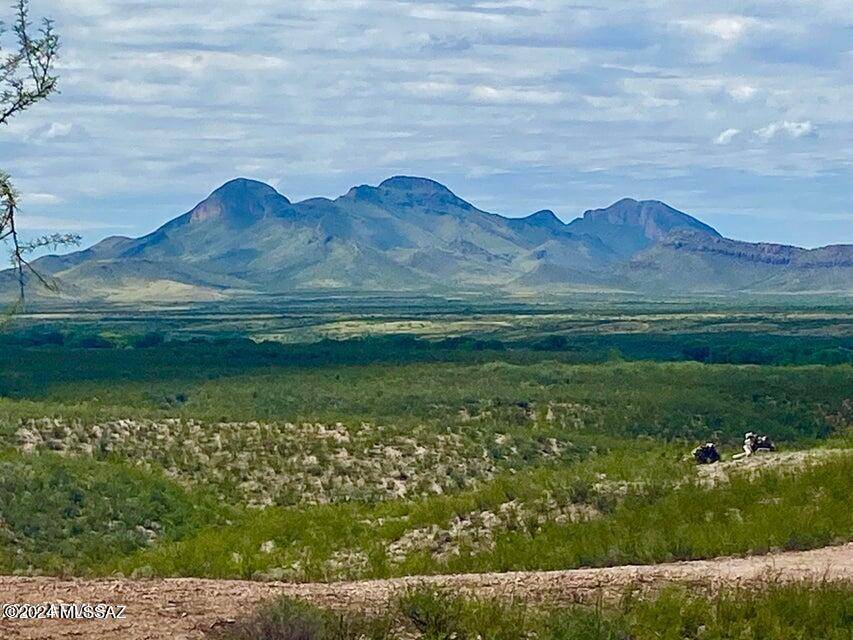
{"left": 211, "top": 582, "right": 853, "bottom": 640}
{"left": 0, "top": 300, "right": 850, "bottom": 579}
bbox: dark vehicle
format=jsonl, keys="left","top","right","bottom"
{"left": 755, "top": 435, "right": 775, "bottom": 452}
{"left": 692, "top": 442, "right": 721, "bottom": 464}
{"left": 742, "top": 432, "right": 776, "bottom": 457}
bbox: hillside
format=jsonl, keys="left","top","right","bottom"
{"left": 13, "top": 177, "right": 853, "bottom": 301}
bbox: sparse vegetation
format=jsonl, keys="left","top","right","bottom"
{"left": 0, "top": 303, "right": 850, "bottom": 580}
{"left": 209, "top": 582, "right": 853, "bottom": 640}
{"left": 208, "top": 596, "right": 395, "bottom": 640}
{"left": 105, "top": 448, "right": 852, "bottom": 581}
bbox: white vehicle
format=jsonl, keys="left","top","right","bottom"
{"left": 733, "top": 432, "right": 775, "bottom": 459}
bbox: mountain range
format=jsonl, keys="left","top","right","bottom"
{"left": 12, "top": 176, "right": 853, "bottom": 301}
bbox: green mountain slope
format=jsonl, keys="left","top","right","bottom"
{"left": 13, "top": 177, "right": 853, "bottom": 300}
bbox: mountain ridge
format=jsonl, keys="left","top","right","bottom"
{"left": 11, "top": 176, "right": 852, "bottom": 302}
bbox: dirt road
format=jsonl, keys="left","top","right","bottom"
{"left": 1, "top": 544, "right": 850, "bottom": 639}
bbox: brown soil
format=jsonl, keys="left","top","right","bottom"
{"left": 1, "top": 544, "right": 850, "bottom": 639}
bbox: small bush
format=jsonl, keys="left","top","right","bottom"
{"left": 133, "top": 332, "right": 166, "bottom": 349}
{"left": 76, "top": 334, "right": 114, "bottom": 349}
{"left": 619, "top": 582, "right": 853, "bottom": 640}
{"left": 400, "top": 587, "right": 533, "bottom": 640}
{"left": 208, "top": 597, "right": 393, "bottom": 640}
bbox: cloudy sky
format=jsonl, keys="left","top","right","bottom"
{"left": 2, "top": 0, "right": 851, "bottom": 249}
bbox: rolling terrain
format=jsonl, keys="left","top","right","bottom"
{"left": 0, "top": 304, "right": 850, "bottom": 637}
{"left": 12, "top": 177, "right": 853, "bottom": 301}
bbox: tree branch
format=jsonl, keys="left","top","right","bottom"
{"left": 0, "top": 1, "right": 66, "bottom": 305}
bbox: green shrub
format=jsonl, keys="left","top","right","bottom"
{"left": 133, "top": 332, "right": 166, "bottom": 349}
{"left": 215, "top": 583, "right": 853, "bottom": 640}
{"left": 75, "top": 334, "right": 114, "bottom": 349}
{"left": 399, "top": 587, "right": 533, "bottom": 640}
{"left": 614, "top": 583, "right": 853, "bottom": 640}
{"left": 0, "top": 452, "right": 224, "bottom": 573}
{"left": 395, "top": 582, "right": 853, "bottom": 639}
{"left": 207, "top": 596, "right": 393, "bottom": 640}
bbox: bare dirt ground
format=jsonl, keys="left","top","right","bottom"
{"left": 0, "top": 544, "right": 850, "bottom": 640}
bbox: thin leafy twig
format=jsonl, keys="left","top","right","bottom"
{"left": 1, "top": 0, "right": 67, "bottom": 306}
{"left": 0, "top": 0, "right": 59, "bottom": 125}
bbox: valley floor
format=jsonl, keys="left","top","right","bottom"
{"left": 2, "top": 305, "right": 850, "bottom": 638}
{"left": 1, "top": 544, "right": 850, "bottom": 640}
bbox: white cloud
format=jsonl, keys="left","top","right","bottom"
{"left": 404, "top": 81, "right": 459, "bottom": 98}
{"left": 728, "top": 85, "right": 757, "bottom": 102}
{"left": 470, "top": 85, "right": 564, "bottom": 105}
{"left": 21, "top": 193, "right": 63, "bottom": 205}
{"left": 678, "top": 16, "right": 753, "bottom": 42}
{"left": 30, "top": 121, "right": 90, "bottom": 143}
{"left": 754, "top": 120, "right": 815, "bottom": 140}
{"left": 132, "top": 51, "right": 287, "bottom": 74}
{"left": 705, "top": 17, "right": 749, "bottom": 41}
{"left": 41, "top": 122, "right": 74, "bottom": 139}
{"left": 16, "top": 214, "right": 135, "bottom": 232}
{"left": 714, "top": 128, "right": 741, "bottom": 145}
